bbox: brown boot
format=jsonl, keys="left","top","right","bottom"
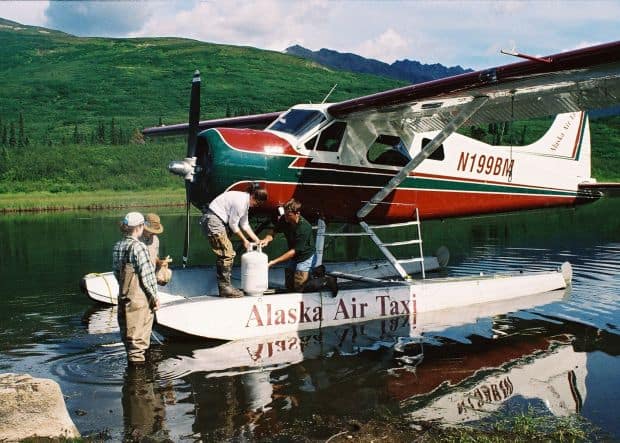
{"left": 293, "top": 271, "right": 309, "bottom": 292}
{"left": 284, "top": 268, "right": 295, "bottom": 291}
{"left": 217, "top": 265, "right": 244, "bottom": 298}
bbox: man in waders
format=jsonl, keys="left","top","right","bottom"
{"left": 199, "top": 185, "right": 268, "bottom": 297}
{"left": 262, "top": 199, "right": 316, "bottom": 292}
{"left": 112, "top": 212, "right": 160, "bottom": 365}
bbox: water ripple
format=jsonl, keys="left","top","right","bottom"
{"left": 448, "top": 243, "right": 620, "bottom": 334}
{"left": 47, "top": 343, "right": 127, "bottom": 386}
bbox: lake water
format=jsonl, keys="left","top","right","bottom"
{"left": 1, "top": 198, "right": 619, "bottom": 441}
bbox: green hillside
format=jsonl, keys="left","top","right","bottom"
{"left": 0, "top": 18, "right": 405, "bottom": 143}
{"left": 0, "top": 18, "right": 408, "bottom": 201}
{"left": 0, "top": 18, "right": 618, "bottom": 209}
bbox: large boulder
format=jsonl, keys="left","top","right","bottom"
{"left": 0, "top": 373, "right": 80, "bottom": 441}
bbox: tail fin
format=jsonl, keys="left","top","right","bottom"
{"left": 525, "top": 112, "right": 592, "bottom": 182}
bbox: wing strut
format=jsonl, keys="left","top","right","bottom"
{"left": 356, "top": 96, "right": 489, "bottom": 219}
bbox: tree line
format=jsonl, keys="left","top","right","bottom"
{"left": 467, "top": 121, "right": 529, "bottom": 146}
{"left": 0, "top": 113, "right": 29, "bottom": 149}
{"left": 0, "top": 114, "right": 144, "bottom": 150}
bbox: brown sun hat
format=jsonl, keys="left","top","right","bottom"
{"left": 144, "top": 213, "right": 164, "bottom": 234}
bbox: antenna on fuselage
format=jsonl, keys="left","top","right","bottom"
{"left": 321, "top": 84, "right": 338, "bottom": 104}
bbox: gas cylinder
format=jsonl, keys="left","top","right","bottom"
{"left": 241, "top": 243, "right": 269, "bottom": 296}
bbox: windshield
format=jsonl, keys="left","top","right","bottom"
{"left": 269, "top": 109, "right": 326, "bottom": 137}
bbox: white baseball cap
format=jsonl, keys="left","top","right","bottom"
{"left": 123, "top": 212, "right": 145, "bottom": 227}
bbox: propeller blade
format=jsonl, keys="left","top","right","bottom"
{"left": 187, "top": 70, "right": 201, "bottom": 158}
{"left": 182, "top": 70, "right": 201, "bottom": 268}
{"left": 183, "top": 186, "right": 191, "bottom": 268}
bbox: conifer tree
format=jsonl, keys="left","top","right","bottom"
{"left": 97, "top": 122, "right": 105, "bottom": 143}
{"left": 9, "top": 122, "right": 16, "bottom": 148}
{"left": 18, "top": 113, "right": 25, "bottom": 148}
{"left": 1, "top": 125, "right": 6, "bottom": 146}
{"left": 130, "top": 128, "right": 145, "bottom": 145}
{"left": 110, "top": 118, "right": 117, "bottom": 145}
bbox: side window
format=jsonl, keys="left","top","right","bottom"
{"left": 367, "top": 135, "right": 411, "bottom": 166}
{"left": 422, "top": 138, "right": 445, "bottom": 161}
{"left": 316, "top": 122, "right": 347, "bottom": 152}
{"left": 304, "top": 135, "right": 317, "bottom": 150}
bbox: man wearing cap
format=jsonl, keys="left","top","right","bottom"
{"left": 112, "top": 212, "right": 160, "bottom": 364}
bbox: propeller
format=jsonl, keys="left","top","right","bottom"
{"left": 181, "top": 70, "right": 201, "bottom": 268}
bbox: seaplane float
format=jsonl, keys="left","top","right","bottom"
{"left": 81, "top": 40, "right": 620, "bottom": 341}
{"left": 82, "top": 288, "right": 568, "bottom": 377}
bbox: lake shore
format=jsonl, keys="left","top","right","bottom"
{"left": 0, "top": 188, "right": 186, "bottom": 213}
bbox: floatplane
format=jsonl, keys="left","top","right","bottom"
{"left": 82, "top": 41, "right": 620, "bottom": 341}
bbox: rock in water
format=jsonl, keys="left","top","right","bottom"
{"left": 0, "top": 373, "right": 80, "bottom": 441}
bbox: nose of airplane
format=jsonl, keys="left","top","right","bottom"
{"left": 168, "top": 157, "right": 196, "bottom": 181}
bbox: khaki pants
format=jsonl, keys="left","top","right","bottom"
{"left": 201, "top": 211, "right": 236, "bottom": 269}
{"left": 207, "top": 231, "right": 236, "bottom": 269}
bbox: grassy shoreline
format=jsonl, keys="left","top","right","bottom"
{"left": 0, "top": 188, "right": 186, "bottom": 212}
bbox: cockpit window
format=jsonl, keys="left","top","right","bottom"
{"left": 367, "top": 135, "right": 411, "bottom": 166}
{"left": 422, "top": 138, "right": 445, "bottom": 161}
{"left": 269, "top": 109, "right": 326, "bottom": 137}
{"left": 317, "top": 122, "right": 347, "bottom": 152}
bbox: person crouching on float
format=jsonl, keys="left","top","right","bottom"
{"left": 262, "top": 198, "right": 316, "bottom": 292}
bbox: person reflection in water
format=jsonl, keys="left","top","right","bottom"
{"left": 121, "top": 362, "right": 170, "bottom": 441}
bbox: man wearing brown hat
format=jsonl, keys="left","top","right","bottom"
{"left": 141, "top": 213, "right": 172, "bottom": 285}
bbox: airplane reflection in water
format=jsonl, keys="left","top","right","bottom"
{"left": 403, "top": 343, "right": 585, "bottom": 423}
{"left": 153, "top": 289, "right": 566, "bottom": 379}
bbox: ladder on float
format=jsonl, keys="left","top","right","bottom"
{"left": 316, "top": 207, "right": 426, "bottom": 281}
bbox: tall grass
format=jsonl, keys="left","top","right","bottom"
{"left": 0, "top": 188, "right": 185, "bottom": 212}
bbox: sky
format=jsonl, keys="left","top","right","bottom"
{"left": 1, "top": 0, "right": 619, "bottom": 70}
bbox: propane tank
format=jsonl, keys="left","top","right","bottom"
{"left": 241, "top": 243, "right": 269, "bottom": 296}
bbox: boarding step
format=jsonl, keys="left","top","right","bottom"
{"left": 368, "top": 220, "right": 420, "bottom": 229}
{"left": 397, "top": 257, "right": 425, "bottom": 264}
{"left": 379, "top": 239, "right": 422, "bottom": 247}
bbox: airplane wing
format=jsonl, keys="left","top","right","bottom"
{"left": 327, "top": 41, "right": 620, "bottom": 132}
{"left": 143, "top": 111, "right": 282, "bottom": 136}
{"left": 143, "top": 41, "right": 619, "bottom": 136}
